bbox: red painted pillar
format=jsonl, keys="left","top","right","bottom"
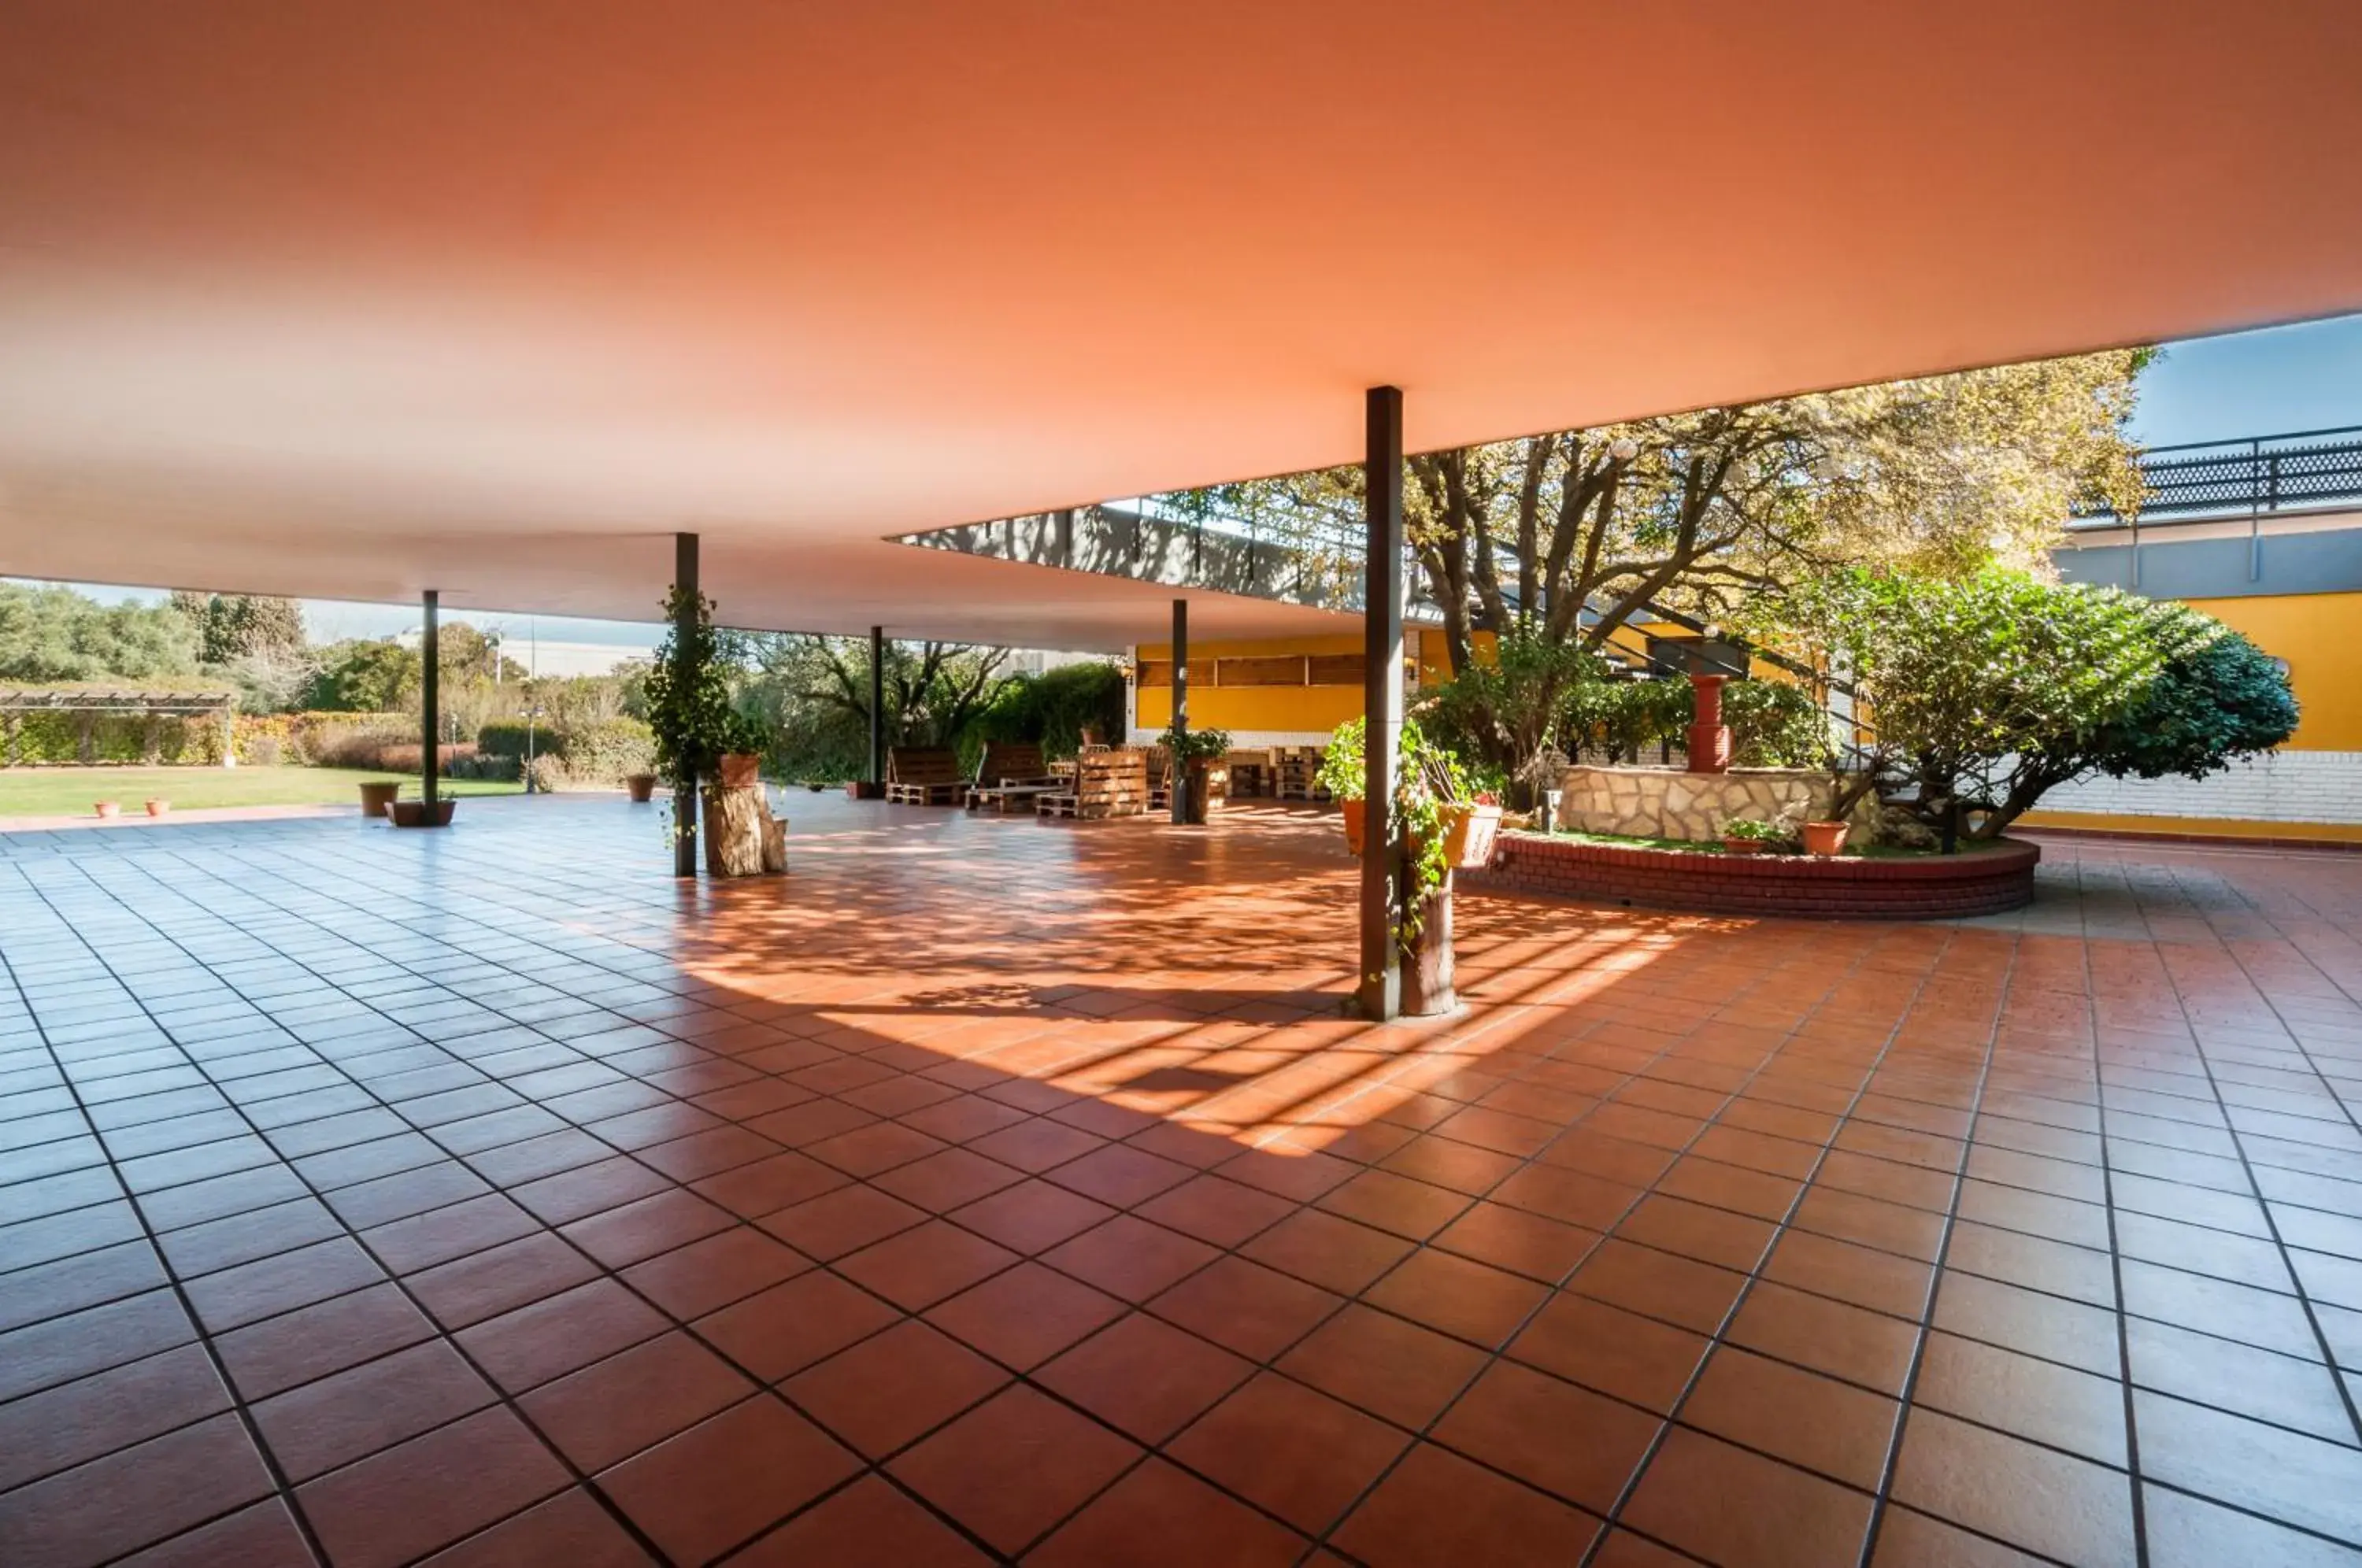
{"left": 1687, "top": 674, "right": 1732, "bottom": 774}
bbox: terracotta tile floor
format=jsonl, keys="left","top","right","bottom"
{"left": 4, "top": 794, "right": 2362, "bottom": 1566}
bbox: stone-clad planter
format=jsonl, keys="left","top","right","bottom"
{"left": 1466, "top": 833, "right": 2038, "bottom": 919}
{"left": 1557, "top": 764, "right": 1879, "bottom": 841}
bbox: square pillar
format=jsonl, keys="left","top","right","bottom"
{"left": 420, "top": 590, "right": 439, "bottom": 809}
{"left": 1169, "top": 597, "right": 1189, "bottom": 824}
{"left": 869, "top": 625, "right": 886, "bottom": 789}
{"left": 1359, "top": 387, "right": 1405, "bottom": 1021}
{"left": 672, "top": 533, "right": 700, "bottom": 876}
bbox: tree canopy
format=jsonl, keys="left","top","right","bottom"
{"left": 0, "top": 582, "right": 199, "bottom": 684}
{"left": 1741, "top": 568, "right": 2297, "bottom": 838}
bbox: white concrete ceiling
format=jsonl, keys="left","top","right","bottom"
{"left": 2, "top": 2, "right": 2360, "bottom": 649}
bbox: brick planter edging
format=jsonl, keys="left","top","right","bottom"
{"left": 1463, "top": 834, "right": 2040, "bottom": 919}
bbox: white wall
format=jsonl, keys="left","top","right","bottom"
{"left": 2038, "top": 751, "right": 2362, "bottom": 825}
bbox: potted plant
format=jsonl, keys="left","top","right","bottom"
{"left": 1800, "top": 819, "right": 1849, "bottom": 856}
{"left": 1320, "top": 717, "right": 1477, "bottom": 1016}
{"left": 1721, "top": 818, "right": 1784, "bottom": 855}
{"left": 625, "top": 772, "right": 657, "bottom": 803}
{"left": 1442, "top": 790, "right": 1503, "bottom": 870}
{"left": 93, "top": 801, "right": 120, "bottom": 819}
{"left": 1315, "top": 719, "right": 1366, "bottom": 852}
{"left": 714, "top": 709, "right": 770, "bottom": 790}
{"left": 644, "top": 584, "right": 741, "bottom": 858}
{"left": 145, "top": 799, "right": 170, "bottom": 817}
{"left": 1161, "top": 724, "right": 1231, "bottom": 824}
{"left": 358, "top": 780, "right": 400, "bottom": 817}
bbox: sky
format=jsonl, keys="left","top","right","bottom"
{"left": 17, "top": 310, "right": 2362, "bottom": 657}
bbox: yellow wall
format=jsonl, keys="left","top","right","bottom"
{"left": 1134, "top": 631, "right": 1453, "bottom": 735}
{"left": 2179, "top": 594, "right": 2362, "bottom": 751}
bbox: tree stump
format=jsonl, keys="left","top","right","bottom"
{"left": 702, "top": 786, "right": 782, "bottom": 877}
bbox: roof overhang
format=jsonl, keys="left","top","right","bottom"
{"left": 3, "top": 2, "right": 2360, "bottom": 648}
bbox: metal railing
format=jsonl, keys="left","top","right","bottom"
{"left": 2075, "top": 424, "right": 2362, "bottom": 524}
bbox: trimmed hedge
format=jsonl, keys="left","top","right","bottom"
{"left": 477, "top": 716, "right": 653, "bottom": 784}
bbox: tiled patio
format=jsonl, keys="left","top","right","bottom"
{"left": 2, "top": 794, "right": 2360, "bottom": 1567}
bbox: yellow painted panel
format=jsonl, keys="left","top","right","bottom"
{"left": 1134, "top": 631, "right": 1445, "bottom": 736}
{"left": 2178, "top": 594, "right": 2362, "bottom": 751}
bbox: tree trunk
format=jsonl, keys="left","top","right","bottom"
{"left": 702, "top": 786, "right": 778, "bottom": 877}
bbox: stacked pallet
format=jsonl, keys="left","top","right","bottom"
{"left": 1272, "top": 746, "right": 1328, "bottom": 801}
{"left": 1038, "top": 748, "right": 1150, "bottom": 819}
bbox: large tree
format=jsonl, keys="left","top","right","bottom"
{"left": 736, "top": 634, "right": 1016, "bottom": 778}
{"left": 1183, "top": 350, "right": 2149, "bottom": 771}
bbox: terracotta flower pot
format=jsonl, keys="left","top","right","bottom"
{"left": 1801, "top": 820, "right": 1850, "bottom": 857}
{"left": 1441, "top": 803, "right": 1503, "bottom": 871}
{"left": 358, "top": 781, "right": 400, "bottom": 818}
{"left": 145, "top": 800, "right": 170, "bottom": 817}
{"left": 1341, "top": 797, "right": 1364, "bottom": 856}
{"left": 1722, "top": 836, "right": 1763, "bottom": 855}
{"left": 94, "top": 801, "right": 120, "bottom": 819}
{"left": 716, "top": 753, "right": 761, "bottom": 790}
{"left": 387, "top": 799, "right": 456, "bottom": 828}
{"left": 625, "top": 773, "right": 657, "bottom": 803}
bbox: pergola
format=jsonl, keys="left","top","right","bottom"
{"left": 2, "top": 2, "right": 2360, "bottom": 1013}
{"left": 0, "top": 686, "right": 239, "bottom": 767}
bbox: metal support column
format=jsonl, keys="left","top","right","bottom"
{"left": 1358, "top": 386, "right": 1405, "bottom": 1021}
{"left": 672, "top": 533, "right": 699, "bottom": 878}
{"left": 868, "top": 625, "right": 886, "bottom": 790}
{"left": 420, "top": 590, "right": 440, "bottom": 812}
{"left": 1170, "top": 597, "right": 1189, "bottom": 823}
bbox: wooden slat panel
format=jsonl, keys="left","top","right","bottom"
{"left": 1215, "top": 656, "right": 1308, "bottom": 687}
{"left": 1307, "top": 653, "right": 1363, "bottom": 686}
{"left": 1135, "top": 660, "right": 1213, "bottom": 689}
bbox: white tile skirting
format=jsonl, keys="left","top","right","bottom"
{"left": 2036, "top": 749, "right": 2362, "bottom": 825}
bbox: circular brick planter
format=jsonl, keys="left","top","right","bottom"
{"left": 1466, "top": 833, "right": 2038, "bottom": 919}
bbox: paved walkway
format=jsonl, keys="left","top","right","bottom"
{"left": 2, "top": 796, "right": 2359, "bottom": 1566}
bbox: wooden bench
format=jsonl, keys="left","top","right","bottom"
{"left": 884, "top": 746, "right": 965, "bottom": 805}
{"left": 965, "top": 741, "right": 1063, "bottom": 811}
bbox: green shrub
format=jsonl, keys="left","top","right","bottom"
{"left": 476, "top": 716, "right": 653, "bottom": 782}
{"left": 1748, "top": 568, "right": 2299, "bottom": 838}
{"left": 972, "top": 661, "right": 1127, "bottom": 759}
{"left": 1722, "top": 679, "right": 1828, "bottom": 768}
{"left": 561, "top": 718, "right": 656, "bottom": 783}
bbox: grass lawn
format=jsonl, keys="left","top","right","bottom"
{"left": 0, "top": 766, "right": 522, "bottom": 817}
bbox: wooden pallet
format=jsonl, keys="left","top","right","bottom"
{"left": 883, "top": 745, "right": 965, "bottom": 805}
{"left": 1272, "top": 745, "right": 1327, "bottom": 801}
{"left": 1036, "top": 749, "right": 1150, "bottom": 819}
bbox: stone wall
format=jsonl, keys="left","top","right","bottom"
{"left": 1556, "top": 764, "right": 1879, "bottom": 841}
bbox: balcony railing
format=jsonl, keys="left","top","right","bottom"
{"left": 2075, "top": 424, "right": 2362, "bottom": 524}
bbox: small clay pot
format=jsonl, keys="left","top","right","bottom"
{"left": 1340, "top": 798, "right": 1364, "bottom": 856}
{"left": 1800, "top": 820, "right": 1850, "bottom": 857}
{"left": 94, "top": 801, "right": 121, "bottom": 819}
{"left": 145, "top": 800, "right": 170, "bottom": 817}
{"left": 716, "top": 753, "right": 761, "bottom": 790}
{"left": 1721, "top": 836, "right": 1764, "bottom": 855}
{"left": 625, "top": 773, "right": 657, "bottom": 803}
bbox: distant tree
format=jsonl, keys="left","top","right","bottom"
{"left": 168, "top": 591, "right": 307, "bottom": 665}
{"left": 0, "top": 582, "right": 199, "bottom": 683}
{"left": 309, "top": 639, "right": 420, "bottom": 712}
